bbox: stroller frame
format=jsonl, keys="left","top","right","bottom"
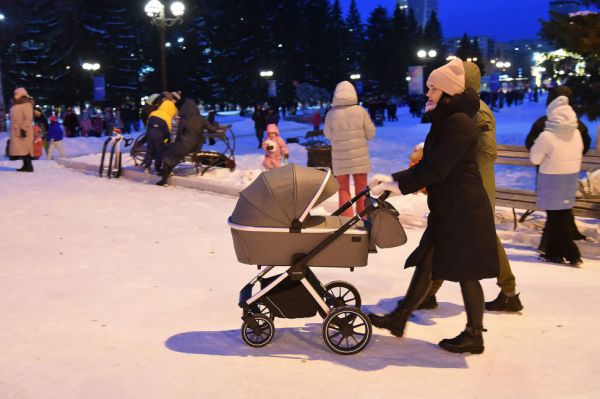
{"left": 238, "top": 188, "right": 391, "bottom": 355}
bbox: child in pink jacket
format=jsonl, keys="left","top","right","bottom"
{"left": 262, "top": 123, "right": 288, "bottom": 169}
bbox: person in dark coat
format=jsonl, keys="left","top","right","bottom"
{"left": 368, "top": 59, "right": 499, "bottom": 354}
{"left": 63, "top": 108, "right": 79, "bottom": 137}
{"left": 252, "top": 104, "right": 267, "bottom": 148}
{"left": 524, "top": 86, "right": 591, "bottom": 252}
{"left": 156, "top": 99, "right": 217, "bottom": 186}
{"left": 265, "top": 107, "right": 279, "bottom": 126}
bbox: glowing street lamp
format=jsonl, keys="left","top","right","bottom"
{"left": 417, "top": 49, "right": 427, "bottom": 58}
{"left": 145, "top": 0, "right": 185, "bottom": 90}
{"left": 82, "top": 62, "right": 101, "bottom": 71}
{"left": 350, "top": 73, "right": 361, "bottom": 80}
{"left": 259, "top": 70, "right": 274, "bottom": 78}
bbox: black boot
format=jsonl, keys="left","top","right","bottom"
{"left": 439, "top": 326, "right": 485, "bottom": 354}
{"left": 368, "top": 307, "right": 411, "bottom": 337}
{"left": 485, "top": 291, "right": 523, "bottom": 312}
{"left": 396, "top": 294, "right": 438, "bottom": 311}
{"left": 417, "top": 294, "right": 438, "bottom": 310}
{"left": 17, "top": 155, "right": 34, "bottom": 172}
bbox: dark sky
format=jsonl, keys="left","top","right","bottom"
{"left": 341, "top": 0, "right": 550, "bottom": 41}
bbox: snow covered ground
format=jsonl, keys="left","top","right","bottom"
{"left": 1, "top": 99, "right": 599, "bottom": 398}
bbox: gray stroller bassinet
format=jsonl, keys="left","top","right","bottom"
{"left": 228, "top": 164, "right": 407, "bottom": 355}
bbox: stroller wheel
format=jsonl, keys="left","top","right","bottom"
{"left": 241, "top": 315, "right": 275, "bottom": 348}
{"left": 324, "top": 281, "right": 361, "bottom": 309}
{"left": 322, "top": 306, "right": 372, "bottom": 355}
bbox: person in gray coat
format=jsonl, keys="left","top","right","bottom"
{"left": 530, "top": 95, "right": 584, "bottom": 266}
{"left": 324, "top": 81, "right": 375, "bottom": 216}
{"left": 9, "top": 87, "right": 35, "bottom": 172}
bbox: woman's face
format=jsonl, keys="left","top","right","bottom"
{"left": 425, "top": 85, "right": 443, "bottom": 112}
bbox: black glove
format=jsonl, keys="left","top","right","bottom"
{"left": 20, "top": 129, "right": 27, "bottom": 138}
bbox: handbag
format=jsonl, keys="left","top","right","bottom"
{"left": 368, "top": 197, "right": 407, "bottom": 249}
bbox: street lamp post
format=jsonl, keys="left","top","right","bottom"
{"left": 145, "top": 0, "right": 185, "bottom": 91}
{"left": 82, "top": 62, "right": 102, "bottom": 101}
{"left": 259, "top": 70, "right": 275, "bottom": 98}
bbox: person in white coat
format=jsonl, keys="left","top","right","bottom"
{"left": 324, "top": 81, "right": 375, "bottom": 216}
{"left": 530, "top": 95, "right": 583, "bottom": 266}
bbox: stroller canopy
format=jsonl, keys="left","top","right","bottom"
{"left": 231, "top": 164, "right": 338, "bottom": 228}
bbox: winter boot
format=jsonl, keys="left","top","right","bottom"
{"left": 485, "top": 292, "right": 523, "bottom": 312}
{"left": 396, "top": 294, "right": 438, "bottom": 311}
{"left": 439, "top": 326, "right": 485, "bottom": 354}
{"left": 17, "top": 156, "right": 34, "bottom": 172}
{"left": 417, "top": 294, "right": 438, "bottom": 310}
{"left": 368, "top": 307, "right": 411, "bottom": 337}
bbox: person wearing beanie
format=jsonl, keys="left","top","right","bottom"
{"left": 324, "top": 80, "right": 376, "bottom": 217}
{"left": 525, "top": 85, "right": 591, "bottom": 254}
{"left": 261, "top": 123, "right": 288, "bottom": 170}
{"left": 9, "top": 87, "right": 35, "bottom": 172}
{"left": 46, "top": 115, "right": 65, "bottom": 160}
{"left": 368, "top": 59, "right": 499, "bottom": 354}
{"left": 415, "top": 61, "right": 524, "bottom": 313}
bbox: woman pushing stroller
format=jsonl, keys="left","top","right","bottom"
{"left": 368, "top": 59, "right": 499, "bottom": 354}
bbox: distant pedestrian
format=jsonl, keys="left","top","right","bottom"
{"left": 530, "top": 95, "right": 584, "bottom": 267}
{"left": 252, "top": 104, "right": 267, "bottom": 148}
{"left": 312, "top": 110, "right": 321, "bottom": 131}
{"left": 324, "top": 81, "right": 375, "bottom": 217}
{"left": 63, "top": 108, "right": 79, "bottom": 137}
{"left": 9, "top": 87, "right": 35, "bottom": 172}
{"left": 46, "top": 115, "right": 65, "bottom": 160}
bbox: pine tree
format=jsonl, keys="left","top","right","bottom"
{"left": 6, "top": 0, "right": 75, "bottom": 104}
{"left": 387, "top": 6, "right": 411, "bottom": 95}
{"left": 422, "top": 11, "right": 444, "bottom": 69}
{"left": 344, "top": 0, "right": 364, "bottom": 76}
{"left": 541, "top": 8, "right": 600, "bottom": 120}
{"left": 79, "top": 0, "right": 142, "bottom": 104}
{"left": 362, "top": 6, "right": 391, "bottom": 95}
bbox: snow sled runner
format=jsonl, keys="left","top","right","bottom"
{"left": 228, "top": 164, "right": 407, "bottom": 355}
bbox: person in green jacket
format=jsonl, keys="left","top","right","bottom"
{"left": 417, "top": 61, "right": 524, "bottom": 312}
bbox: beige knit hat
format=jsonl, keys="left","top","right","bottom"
{"left": 426, "top": 59, "right": 465, "bottom": 96}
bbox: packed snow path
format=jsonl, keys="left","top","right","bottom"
{"left": 1, "top": 162, "right": 599, "bottom": 398}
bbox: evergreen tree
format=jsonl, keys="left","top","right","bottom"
{"left": 455, "top": 33, "right": 471, "bottom": 61}
{"left": 303, "top": 0, "right": 338, "bottom": 90}
{"left": 6, "top": 0, "right": 75, "bottom": 104}
{"left": 328, "top": 0, "right": 348, "bottom": 83}
{"left": 362, "top": 6, "right": 391, "bottom": 95}
{"left": 422, "top": 11, "right": 444, "bottom": 69}
{"left": 79, "top": 0, "right": 142, "bottom": 104}
{"left": 387, "top": 6, "right": 411, "bottom": 95}
{"left": 541, "top": 8, "right": 600, "bottom": 120}
{"left": 344, "top": 0, "right": 364, "bottom": 76}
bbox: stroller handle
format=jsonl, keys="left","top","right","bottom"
{"left": 331, "top": 187, "right": 390, "bottom": 216}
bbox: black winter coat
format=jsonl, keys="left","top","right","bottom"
{"left": 252, "top": 109, "right": 267, "bottom": 130}
{"left": 393, "top": 89, "right": 499, "bottom": 282}
{"left": 162, "top": 99, "right": 216, "bottom": 166}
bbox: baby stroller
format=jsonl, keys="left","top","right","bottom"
{"left": 228, "top": 164, "right": 407, "bottom": 355}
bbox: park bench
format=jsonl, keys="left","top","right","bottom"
{"left": 495, "top": 144, "right": 600, "bottom": 229}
